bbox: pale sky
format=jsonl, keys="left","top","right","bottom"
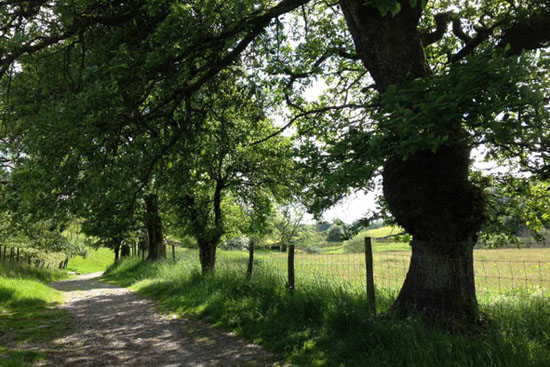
{"left": 317, "top": 190, "right": 378, "bottom": 224}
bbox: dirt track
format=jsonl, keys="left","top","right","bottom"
{"left": 45, "top": 273, "right": 283, "bottom": 367}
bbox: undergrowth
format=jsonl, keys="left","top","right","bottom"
{"left": 104, "top": 257, "right": 550, "bottom": 367}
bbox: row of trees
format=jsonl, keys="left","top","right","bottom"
{"left": 1, "top": 0, "right": 549, "bottom": 328}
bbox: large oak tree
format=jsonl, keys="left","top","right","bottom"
{"left": 1, "top": 0, "right": 549, "bottom": 327}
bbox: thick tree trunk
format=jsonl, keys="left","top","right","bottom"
{"left": 145, "top": 194, "right": 165, "bottom": 261}
{"left": 120, "top": 244, "right": 130, "bottom": 258}
{"left": 392, "top": 240, "right": 477, "bottom": 325}
{"left": 197, "top": 179, "right": 224, "bottom": 274}
{"left": 382, "top": 142, "right": 486, "bottom": 327}
{"left": 198, "top": 239, "right": 217, "bottom": 273}
{"left": 339, "top": 0, "right": 487, "bottom": 326}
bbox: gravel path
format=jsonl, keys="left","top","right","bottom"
{"left": 45, "top": 273, "right": 284, "bottom": 367}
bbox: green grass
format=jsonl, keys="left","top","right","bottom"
{"left": 66, "top": 247, "right": 114, "bottom": 274}
{"left": 0, "top": 262, "right": 71, "bottom": 367}
{"left": 322, "top": 226, "right": 410, "bottom": 254}
{"left": 104, "top": 255, "right": 550, "bottom": 367}
{"left": 363, "top": 225, "right": 404, "bottom": 238}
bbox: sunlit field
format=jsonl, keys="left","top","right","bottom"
{"left": 173, "top": 245, "right": 550, "bottom": 306}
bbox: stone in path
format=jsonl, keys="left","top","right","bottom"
{"left": 46, "top": 272, "right": 284, "bottom": 367}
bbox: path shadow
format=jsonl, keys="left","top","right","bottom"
{"left": 49, "top": 274, "right": 117, "bottom": 293}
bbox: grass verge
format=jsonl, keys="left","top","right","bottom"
{"left": 0, "top": 262, "right": 71, "bottom": 367}
{"left": 104, "top": 257, "right": 550, "bottom": 367}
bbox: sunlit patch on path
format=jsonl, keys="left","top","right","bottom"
{"left": 46, "top": 273, "right": 283, "bottom": 367}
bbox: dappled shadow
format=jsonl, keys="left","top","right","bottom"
{"left": 49, "top": 272, "right": 117, "bottom": 292}
{"left": 0, "top": 286, "right": 14, "bottom": 303}
{"left": 45, "top": 275, "right": 282, "bottom": 367}
{"left": 0, "top": 286, "right": 70, "bottom": 346}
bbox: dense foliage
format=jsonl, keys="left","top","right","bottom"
{"left": 0, "top": 0, "right": 548, "bottom": 325}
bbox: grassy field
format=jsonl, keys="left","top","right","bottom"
{"left": 66, "top": 247, "right": 114, "bottom": 274}
{"left": 0, "top": 262, "right": 71, "bottom": 367}
{"left": 323, "top": 226, "right": 409, "bottom": 254}
{"left": 104, "top": 253, "right": 550, "bottom": 367}
{"left": 178, "top": 246, "right": 550, "bottom": 302}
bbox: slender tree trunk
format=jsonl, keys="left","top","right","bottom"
{"left": 339, "top": 0, "right": 486, "bottom": 326}
{"left": 145, "top": 194, "right": 165, "bottom": 261}
{"left": 114, "top": 238, "right": 121, "bottom": 263}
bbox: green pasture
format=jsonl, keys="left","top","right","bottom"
{"left": 66, "top": 247, "right": 114, "bottom": 274}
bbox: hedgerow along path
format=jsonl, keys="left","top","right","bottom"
{"left": 45, "top": 272, "right": 284, "bottom": 367}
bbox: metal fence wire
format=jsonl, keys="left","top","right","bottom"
{"left": 212, "top": 238, "right": 550, "bottom": 305}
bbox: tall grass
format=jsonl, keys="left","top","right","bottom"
{"left": 0, "top": 262, "right": 70, "bottom": 367}
{"left": 104, "top": 257, "right": 550, "bottom": 367}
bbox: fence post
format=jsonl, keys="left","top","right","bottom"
{"left": 3, "top": 245, "right": 7, "bottom": 260}
{"left": 364, "top": 237, "right": 376, "bottom": 314}
{"left": 288, "top": 244, "right": 295, "bottom": 291}
{"left": 247, "top": 240, "right": 255, "bottom": 278}
{"left": 172, "top": 245, "right": 176, "bottom": 261}
{"left": 10, "top": 247, "right": 14, "bottom": 262}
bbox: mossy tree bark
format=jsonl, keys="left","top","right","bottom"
{"left": 340, "top": 0, "right": 486, "bottom": 326}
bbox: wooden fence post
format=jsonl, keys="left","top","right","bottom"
{"left": 287, "top": 244, "right": 295, "bottom": 291}
{"left": 3, "top": 245, "right": 7, "bottom": 260}
{"left": 364, "top": 237, "right": 376, "bottom": 314}
{"left": 247, "top": 240, "right": 255, "bottom": 278}
{"left": 172, "top": 245, "right": 176, "bottom": 261}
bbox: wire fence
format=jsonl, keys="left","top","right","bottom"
{"left": 0, "top": 244, "right": 68, "bottom": 269}
{"left": 206, "top": 238, "right": 550, "bottom": 307}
